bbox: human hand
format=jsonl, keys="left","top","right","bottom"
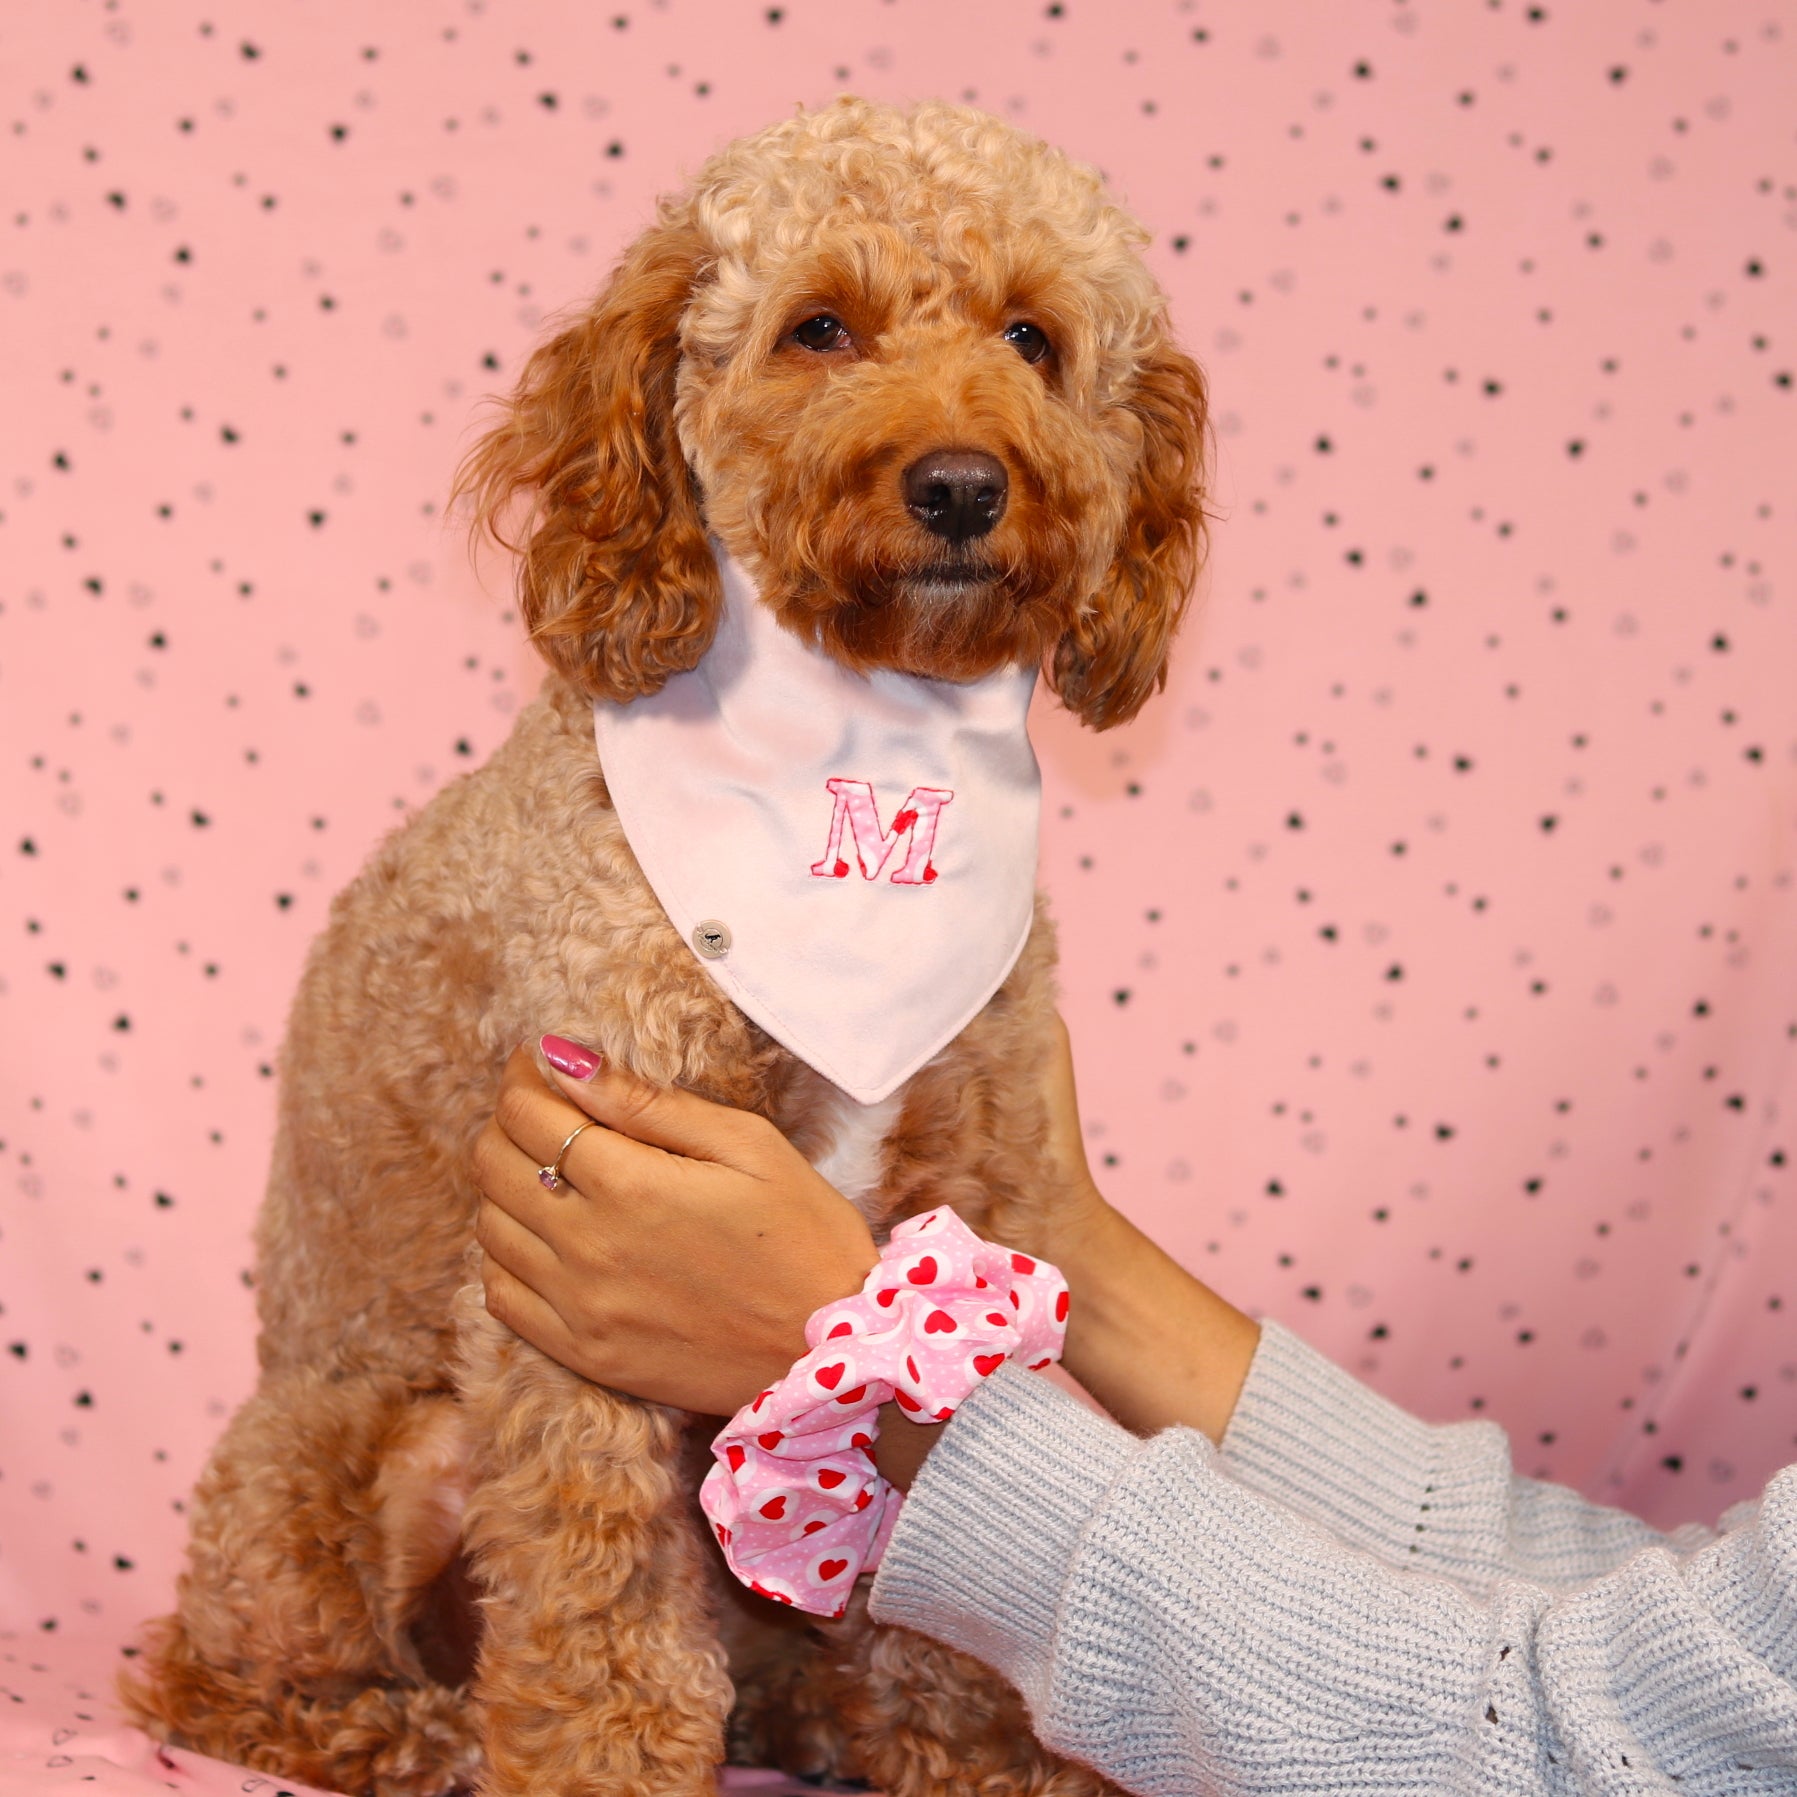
{"left": 472, "top": 1038, "right": 880, "bottom": 1418}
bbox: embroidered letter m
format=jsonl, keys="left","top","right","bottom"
{"left": 809, "top": 779, "right": 954, "bottom": 886}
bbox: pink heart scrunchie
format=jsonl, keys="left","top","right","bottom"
{"left": 698, "top": 1206, "right": 1069, "bottom": 1616}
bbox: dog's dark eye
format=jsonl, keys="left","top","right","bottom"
{"left": 792, "top": 314, "right": 850, "bottom": 353}
{"left": 1004, "top": 322, "right": 1051, "bottom": 365}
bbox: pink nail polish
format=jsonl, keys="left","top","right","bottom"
{"left": 541, "top": 1034, "right": 602, "bottom": 1080}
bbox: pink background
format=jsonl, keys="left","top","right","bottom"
{"left": 3, "top": 0, "right": 1794, "bottom": 1787}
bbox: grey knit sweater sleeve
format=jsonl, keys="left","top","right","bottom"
{"left": 867, "top": 1320, "right": 1795, "bottom": 1796}
{"left": 1219, "top": 1321, "right": 1726, "bottom": 1595}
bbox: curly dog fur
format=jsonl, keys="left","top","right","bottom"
{"left": 121, "top": 98, "right": 1209, "bottom": 1797}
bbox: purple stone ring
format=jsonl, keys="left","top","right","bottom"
{"left": 537, "top": 1121, "right": 597, "bottom": 1193}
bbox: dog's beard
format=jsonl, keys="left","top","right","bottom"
{"left": 903, "top": 556, "right": 998, "bottom": 600}
{"left": 750, "top": 485, "right": 1101, "bottom": 683}
{"left": 776, "top": 552, "right": 1066, "bottom": 682}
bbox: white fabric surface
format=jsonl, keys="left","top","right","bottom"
{"left": 593, "top": 546, "right": 1041, "bottom": 1103}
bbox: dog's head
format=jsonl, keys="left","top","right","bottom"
{"left": 455, "top": 98, "right": 1210, "bottom": 731}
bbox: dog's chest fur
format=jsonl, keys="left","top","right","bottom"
{"left": 809, "top": 1089, "right": 910, "bottom": 1224}
{"left": 251, "top": 672, "right": 1056, "bottom": 1381}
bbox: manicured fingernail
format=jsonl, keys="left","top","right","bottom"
{"left": 541, "top": 1034, "right": 602, "bottom": 1080}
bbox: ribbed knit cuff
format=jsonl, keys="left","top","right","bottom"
{"left": 868, "top": 1361, "right": 1142, "bottom": 1709}
{"left": 1222, "top": 1318, "right": 1512, "bottom": 1587}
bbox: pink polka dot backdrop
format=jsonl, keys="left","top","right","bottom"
{"left": 2, "top": 0, "right": 1793, "bottom": 1786}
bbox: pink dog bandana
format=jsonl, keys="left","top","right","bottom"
{"left": 592, "top": 545, "right": 1040, "bottom": 1105}
{"left": 699, "top": 1207, "right": 1069, "bottom": 1616}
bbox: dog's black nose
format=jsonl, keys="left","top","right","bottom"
{"left": 902, "top": 450, "right": 1008, "bottom": 544}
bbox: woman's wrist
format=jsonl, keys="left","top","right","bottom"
{"left": 702, "top": 1208, "right": 1068, "bottom": 1614}
{"left": 871, "top": 1401, "right": 937, "bottom": 1493}
{"left": 1052, "top": 1186, "right": 1260, "bottom": 1444}
{"left": 1035, "top": 1173, "right": 1117, "bottom": 1290}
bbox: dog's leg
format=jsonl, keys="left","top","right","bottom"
{"left": 458, "top": 1298, "right": 732, "bottom": 1797}
{"left": 716, "top": 1581, "right": 858, "bottom": 1783}
{"left": 120, "top": 1373, "right": 483, "bottom": 1797}
{"left": 821, "top": 1596, "right": 1121, "bottom": 1797}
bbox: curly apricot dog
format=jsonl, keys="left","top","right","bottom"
{"left": 122, "top": 98, "right": 1208, "bottom": 1797}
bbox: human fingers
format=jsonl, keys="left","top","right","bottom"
{"left": 537, "top": 1034, "right": 777, "bottom": 1169}
{"left": 477, "top": 1251, "right": 601, "bottom": 1384}
{"left": 470, "top": 1104, "right": 573, "bottom": 1244}
{"left": 482, "top": 1244, "right": 750, "bottom": 1415}
{"left": 526, "top": 1053, "right": 877, "bottom": 1315}
{"left": 488, "top": 1046, "right": 677, "bottom": 1219}
{"left": 472, "top": 1189, "right": 563, "bottom": 1290}
{"left": 486, "top": 1043, "right": 882, "bottom": 1416}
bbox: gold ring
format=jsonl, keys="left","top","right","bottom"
{"left": 537, "top": 1121, "right": 597, "bottom": 1193}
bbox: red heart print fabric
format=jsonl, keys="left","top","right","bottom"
{"left": 699, "top": 1207, "right": 1069, "bottom": 1616}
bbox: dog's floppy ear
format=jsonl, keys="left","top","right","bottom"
{"left": 453, "top": 221, "right": 720, "bottom": 702}
{"left": 1050, "top": 333, "right": 1210, "bottom": 731}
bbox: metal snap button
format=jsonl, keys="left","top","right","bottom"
{"left": 692, "top": 919, "right": 732, "bottom": 960}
